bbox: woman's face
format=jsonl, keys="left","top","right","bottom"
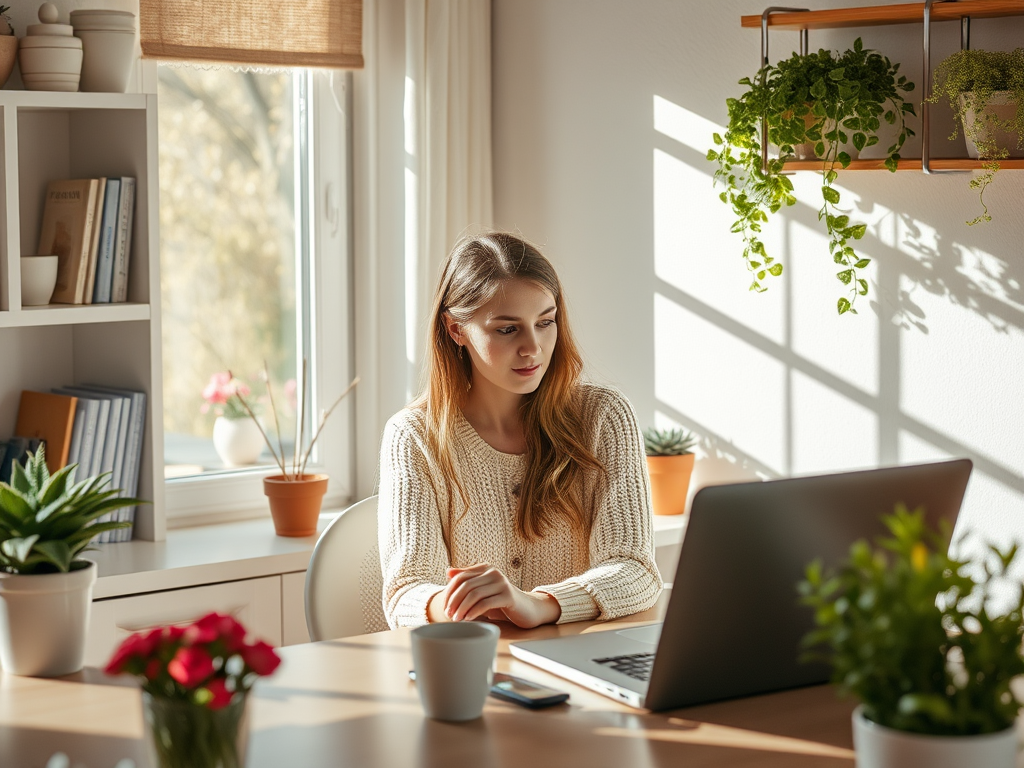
{"left": 449, "top": 279, "right": 558, "bottom": 398}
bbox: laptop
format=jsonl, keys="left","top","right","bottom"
{"left": 510, "top": 459, "right": 973, "bottom": 711}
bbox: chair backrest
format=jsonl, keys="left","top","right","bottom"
{"left": 304, "top": 495, "right": 388, "bottom": 641}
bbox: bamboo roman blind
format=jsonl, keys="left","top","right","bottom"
{"left": 140, "top": 0, "right": 363, "bottom": 69}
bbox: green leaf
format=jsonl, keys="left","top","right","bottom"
{"left": 834, "top": 215, "right": 850, "bottom": 229}
{"left": 707, "top": 149, "right": 719, "bottom": 161}
{"left": 854, "top": 258, "right": 871, "bottom": 269}
{"left": 838, "top": 151, "right": 852, "bottom": 168}
{"left": 0, "top": 485, "right": 34, "bottom": 520}
{"left": 853, "top": 132, "right": 866, "bottom": 151}
{"left": 33, "top": 540, "right": 72, "bottom": 573}
{"left": 837, "top": 297, "right": 851, "bottom": 314}
{"left": 768, "top": 263, "right": 784, "bottom": 276}
{"left": 828, "top": 67, "right": 846, "bottom": 81}
{"left": 837, "top": 269, "right": 854, "bottom": 285}
{"left": 849, "top": 224, "right": 868, "bottom": 239}
{"left": 854, "top": 37, "right": 863, "bottom": 52}
{"left": 822, "top": 186, "right": 840, "bottom": 205}
{"left": 712, "top": 133, "right": 723, "bottom": 145}
{"left": 757, "top": 270, "right": 766, "bottom": 280}
{"left": 858, "top": 279, "right": 869, "bottom": 295}
{"left": 810, "top": 78, "right": 826, "bottom": 100}
{"left": 1, "top": 535, "right": 39, "bottom": 565}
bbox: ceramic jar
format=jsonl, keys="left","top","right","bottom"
{"left": 18, "top": 3, "right": 82, "bottom": 92}
{"left": 20, "top": 254, "right": 58, "bottom": 306}
{"left": 0, "top": 33, "right": 17, "bottom": 88}
{"left": 70, "top": 9, "right": 137, "bottom": 93}
{"left": 212, "top": 416, "right": 265, "bottom": 467}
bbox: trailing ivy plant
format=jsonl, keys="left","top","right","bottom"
{"left": 709, "top": 38, "right": 916, "bottom": 315}
{"left": 799, "top": 505, "right": 1024, "bottom": 736}
{"left": 928, "top": 48, "right": 1024, "bottom": 225}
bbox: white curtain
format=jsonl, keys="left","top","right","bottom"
{"left": 404, "top": 0, "right": 494, "bottom": 387}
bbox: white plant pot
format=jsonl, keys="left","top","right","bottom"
{"left": 852, "top": 706, "right": 1018, "bottom": 768}
{"left": 959, "top": 91, "right": 1024, "bottom": 160}
{"left": 213, "top": 416, "right": 265, "bottom": 467}
{"left": 75, "top": 28, "right": 136, "bottom": 93}
{"left": 0, "top": 561, "right": 97, "bottom": 676}
{"left": 20, "top": 254, "right": 58, "bottom": 306}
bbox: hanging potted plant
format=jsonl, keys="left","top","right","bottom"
{"left": 928, "top": 47, "right": 1024, "bottom": 225}
{"left": 799, "top": 505, "right": 1023, "bottom": 768}
{"left": 235, "top": 361, "right": 358, "bottom": 537}
{"left": 0, "top": 447, "right": 142, "bottom": 676}
{"left": 643, "top": 427, "right": 698, "bottom": 516}
{"left": 709, "top": 38, "right": 916, "bottom": 315}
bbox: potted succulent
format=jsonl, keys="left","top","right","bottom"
{"left": 105, "top": 611, "right": 281, "bottom": 768}
{"left": 235, "top": 360, "right": 358, "bottom": 537}
{"left": 799, "top": 505, "right": 1023, "bottom": 768}
{"left": 928, "top": 47, "right": 1024, "bottom": 225}
{"left": 203, "top": 371, "right": 264, "bottom": 467}
{"left": 0, "top": 446, "right": 142, "bottom": 676}
{"left": 643, "top": 427, "right": 698, "bottom": 516}
{"left": 709, "top": 38, "right": 916, "bottom": 315}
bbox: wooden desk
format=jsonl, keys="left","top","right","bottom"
{"left": 0, "top": 604, "right": 857, "bottom": 767}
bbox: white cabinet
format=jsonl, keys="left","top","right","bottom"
{"left": 0, "top": 91, "right": 164, "bottom": 540}
{"left": 282, "top": 571, "right": 310, "bottom": 646}
{"left": 85, "top": 575, "right": 282, "bottom": 667}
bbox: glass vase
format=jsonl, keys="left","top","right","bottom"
{"left": 142, "top": 691, "right": 250, "bottom": 768}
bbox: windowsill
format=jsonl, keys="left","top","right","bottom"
{"left": 89, "top": 511, "right": 341, "bottom": 600}
{"left": 88, "top": 510, "right": 687, "bottom": 601}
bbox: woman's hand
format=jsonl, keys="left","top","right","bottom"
{"left": 430, "top": 563, "right": 561, "bottom": 628}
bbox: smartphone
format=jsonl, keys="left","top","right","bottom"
{"left": 488, "top": 672, "right": 570, "bottom": 709}
{"left": 407, "top": 670, "right": 570, "bottom": 709}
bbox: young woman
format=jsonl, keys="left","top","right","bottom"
{"left": 378, "top": 232, "right": 662, "bottom": 629}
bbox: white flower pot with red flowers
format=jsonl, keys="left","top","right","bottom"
{"left": 105, "top": 611, "right": 282, "bottom": 768}
{"left": 202, "top": 372, "right": 265, "bottom": 467}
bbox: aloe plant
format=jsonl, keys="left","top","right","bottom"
{"left": 0, "top": 447, "right": 142, "bottom": 575}
{"left": 643, "top": 427, "right": 698, "bottom": 457}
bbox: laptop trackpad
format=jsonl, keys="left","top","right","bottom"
{"left": 616, "top": 624, "right": 662, "bottom": 645}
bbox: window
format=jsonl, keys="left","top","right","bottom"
{"left": 157, "top": 65, "right": 352, "bottom": 524}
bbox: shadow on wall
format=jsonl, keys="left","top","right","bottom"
{"left": 649, "top": 93, "right": 1024, "bottom": 549}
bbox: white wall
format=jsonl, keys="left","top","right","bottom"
{"left": 492, "top": 0, "right": 1024, "bottom": 567}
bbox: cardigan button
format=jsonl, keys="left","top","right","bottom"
{"left": 510, "top": 556, "right": 522, "bottom": 569}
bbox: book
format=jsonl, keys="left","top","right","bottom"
{"left": 13, "top": 390, "right": 78, "bottom": 473}
{"left": 65, "top": 405, "right": 86, "bottom": 478}
{"left": 110, "top": 178, "right": 136, "bottom": 304}
{"left": 92, "top": 178, "right": 121, "bottom": 304}
{"left": 0, "top": 442, "right": 7, "bottom": 483}
{"left": 0, "top": 437, "right": 29, "bottom": 484}
{"left": 79, "top": 385, "right": 146, "bottom": 542}
{"left": 39, "top": 179, "right": 100, "bottom": 305}
{"left": 53, "top": 392, "right": 100, "bottom": 479}
{"left": 82, "top": 178, "right": 106, "bottom": 306}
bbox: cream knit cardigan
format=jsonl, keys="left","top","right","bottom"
{"left": 378, "top": 384, "right": 662, "bottom": 629}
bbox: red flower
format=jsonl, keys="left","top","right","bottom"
{"left": 162, "top": 625, "right": 186, "bottom": 642}
{"left": 168, "top": 646, "right": 215, "bottom": 688}
{"left": 202, "top": 677, "right": 235, "bottom": 710}
{"left": 144, "top": 659, "right": 162, "bottom": 682}
{"left": 241, "top": 640, "right": 281, "bottom": 676}
{"left": 105, "top": 628, "right": 163, "bottom": 676}
{"left": 185, "top": 612, "right": 246, "bottom": 651}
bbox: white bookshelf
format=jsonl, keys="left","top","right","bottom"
{"left": 0, "top": 90, "right": 165, "bottom": 541}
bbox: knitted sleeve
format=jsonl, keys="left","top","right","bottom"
{"left": 532, "top": 387, "right": 663, "bottom": 623}
{"left": 377, "top": 411, "right": 449, "bottom": 629}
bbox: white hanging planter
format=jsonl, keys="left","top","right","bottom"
{"left": 852, "top": 706, "right": 1018, "bottom": 768}
{"left": 0, "top": 560, "right": 97, "bottom": 676}
{"left": 213, "top": 416, "right": 265, "bottom": 467}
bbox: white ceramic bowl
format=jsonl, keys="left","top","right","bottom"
{"left": 75, "top": 29, "right": 135, "bottom": 92}
{"left": 21, "top": 255, "right": 58, "bottom": 306}
{"left": 19, "top": 46, "right": 83, "bottom": 78}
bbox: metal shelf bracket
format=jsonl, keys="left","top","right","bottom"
{"left": 760, "top": 7, "right": 810, "bottom": 173}
{"left": 923, "top": 0, "right": 970, "bottom": 174}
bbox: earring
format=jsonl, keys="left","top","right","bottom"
{"left": 458, "top": 345, "right": 464, "bottom": 360}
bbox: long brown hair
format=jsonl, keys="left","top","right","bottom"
{"left": 414, "top": 232, "right": 604, "bottom": 549}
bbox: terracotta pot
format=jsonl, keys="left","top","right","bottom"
{"left": 263, "top": 474, "right": 328, "bottom": 537}
{"left": 0, "top": 35, "right": 16, "bottom": 88}
{"left": 645, "top": 454, "right": 695, "bottom": 516}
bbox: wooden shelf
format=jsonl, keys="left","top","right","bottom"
{"left": 0, "top": 302, "right": 150, "bottom": 328}
{"left": 741, "top": 0, "right": 1024, "bottom": 30}
{"left": 780, "top": 157, "right": 1024, "bottom": 171}
{"left": 0, "top": 90, "right": 148, "bottom": 111}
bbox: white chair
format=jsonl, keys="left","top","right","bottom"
{"left": 304, "top": 495, "right": 389, "bottom": 641}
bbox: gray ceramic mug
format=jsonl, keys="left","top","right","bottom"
{"left": 410, "top": 622, "right": 500, "bottom": 721}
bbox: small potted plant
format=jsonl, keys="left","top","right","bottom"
{"left": 799, "top": 505, "right": 1023, "bottom": 768}
{"left": 203, "top": 371, "right": 265, "bottom": 467}
{"left": 643, "top": 427, "right": 698, "bottom": 516}
{"left": 709, "top": 38, "right": 916, "bottom": 315}
{"left": 105, "top": 611, "right": 281, "bottom": 768}
{"left": 0, "top": 447, "right": 141, "bottom": 676}
{"left": 235, "top": 360, "right": 358, "bottom": 537}
{"left": 928, "top": 47, "right": 1024, "bottom": 225}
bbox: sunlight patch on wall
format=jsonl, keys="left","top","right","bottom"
{"left": 791, "top": 370, "right": 877, "bottom": 475}
{"left": 653, "top": 147, "right": 786, "bottom": 344}
{"left": 653, "top": 95, "right": 724, "bottom": 154}
{"left": 655, "top": 293, "right": 785, "bottom": 474}
{"left": 900, "top": 278, "right": 1024, "bottom": 473}
{"left": 789, "top": 216, "right": 879, "bottom": 395}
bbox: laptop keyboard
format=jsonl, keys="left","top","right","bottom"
{"left": 593, "top": 652, "right": 655, "bottom": 682}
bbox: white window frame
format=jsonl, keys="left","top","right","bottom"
{"left": 152, "top": 65, "right": 354, "bottom": 527}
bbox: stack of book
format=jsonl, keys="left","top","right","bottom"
{"left": 3, "top": 387, "right": 147, "bottom": 543}
{"left": 37, "top": 177, "right": 137, "bottom": 306}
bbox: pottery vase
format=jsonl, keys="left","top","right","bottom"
{"left": 212, "top": 416, "right": 264, "bottom": 467}
{"left": 263, "top": 474, "right": 328, "bottom": 537}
